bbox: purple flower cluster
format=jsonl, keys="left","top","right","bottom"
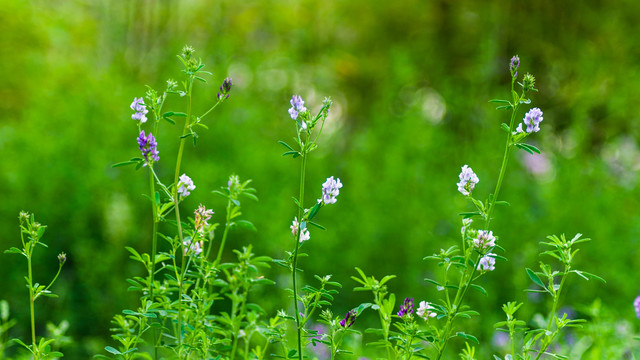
{"left": 473, "top": 230, "right": 496, "bottom": 250}
{"left": 288, "top": 95, "right": 307, "bottom": 121}
{"left": 523, "top": 107, "right": 543, "bottom": 133}
{"left": 218, "top": 77, "right": 232, "bottom": 100}
{"left": 137, "top": 130, "right": 159, "bottom": 166}
{"left": 340, "top": 309, "right": 356, "bottom": 328}
{"left": 130, "top": 97, "right": 148, "bottom": 123}
{"left": 477, "top": 253, "right": 496, "bottom": 271}
{"left": 319, "top": 176, "right": 343, "bottom": 205}
{"left": 510, "top": 55, "right": 520, "bottom": 78}
{"left": 457, "top": 165, "right": 479, "bottom": 196}
{"left": 178, "top": 174, "right": 196, "bottom": 197}
{"left": 397, "top": 297, "right": 414, "bottom": 317}
{"left": 634, "top": 296, "right": 640, "bottom": 319}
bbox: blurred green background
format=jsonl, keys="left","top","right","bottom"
{"left": 2, "top": 0, "right": 640, "bottom": 357}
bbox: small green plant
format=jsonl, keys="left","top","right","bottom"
{"left": 5, "top": 212, "right": 66, "bottom": 360}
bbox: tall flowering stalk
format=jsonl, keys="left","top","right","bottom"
{"left": 428, "top": 56, "right": 545, "bottom": 359}
{"left": 275, "top": 95, "right": 340, "bottom": 360}
{"left": 112, "top": 45, "right": 233, "bottom": 359}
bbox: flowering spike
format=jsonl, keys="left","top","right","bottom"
{"left": 397, "top": 297, "right": 414, "bottom": 317}
{"left": 457, "top": 165, "right": 479, "bottom": 196}
{"left": 509, "top": 55, "right": 520, "bottom": 78}
{"left": 178, "top": 174, "right": 196, "bottom": 197}
{"left": 218, "top": 77, "right": 232, "bottom": 100}
{"left": 477, "top": 253, "right": 496, "bottom": 271}
{"left": 523, "top": 108, "right": 543, "bottom": 133}
{"left": 339, "top": 309, "right": 357, "bottom": 328}
{"left": 634, "top": 296, "right": 640, "bottom": 319}
{"left": 288, "top": 95, "right": 307, "bottom": 120}
{"left": 130, "top": 97, "right": 148, "bottom": 123}
{"left": 194, "top": 205, "right": 214, "bottom": 237}
{"left": 473, "top": 230, "right": 496, "bottom": 250}
{"left": 319, "top": 176, "right": 343, "bottom": 205}
{"left": 137, "top": 131, "right": 159, "bottom": 166}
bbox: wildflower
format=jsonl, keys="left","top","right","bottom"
{"left": 288, "top": 95, "right": 307, "bottom": 120}
{"left": 473, "top": 230, "right": 496, "bottom": 250}
{"left": 340, "top": 309, "right": 357, "bottom": 328}
{"left": 58, "top": 252, "right": 67, "bottom": 265}
{"left": 477, "top": 253, "right": 496, "bottom": 271}
{"left": 218, "top": 77, "right": 232, "bottom": 100}
{"left": 183, "top": 238, "right": 203, "bottom": 256}
{"left": 194, "top": 204, "right": 214, "bottom": 236}
{"left": 319, "top": 176, "right": 343, "bottom": 205}
{"left": 634, "top": 296, "right": 640, "bottom": 319}
{"left": 137, "top": 130, "right": 159, "bottom": 166}
{"left": 290, "top": 217, "right": 310, "bottom": 242}
{"left": 523, "top": 108, "right": 543, "bottom": 133}
{"left": 130, "top": 97, "right": 148, "bottom": 123}
{"left": 514, "top": 123, "right": 524, "bottom": 134}
{"left": 510, "top": 55, "right": 520, "bottom": 78}
{"left": 417, "top": 301, "right": 437, "bottom": 320}
{"left": 457, "top": 165, "right": 479, "bottom": 196}
{"left": 397, "top": 297, "right": 414, "bottom": 317}
{"left": 178, "top": 174, "right": 196, "bottom": 197}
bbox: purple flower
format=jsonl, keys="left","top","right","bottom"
{"left": 477, "top": 253, "right": 496, "bottom": 271}
{"left": 137, "top": 130, "right": 159, "bottom": 166}
{"left": 510, "top": 55, "right": 520, "bottom": 78}
{"left": 397, "top": 297, "right": 414, "bottom": 317}
{"left": 523, "top": 108, "right": 543, "bottom": 133}
{"left": 473, "top": 230, "right": 496, "bottom": 250}
{"left": 417, "top": 301, "right": 437, "bottom": 320}
{"left": 340, "top": 309, "right": 356, "bottom": 328}
{"left": 218, "top": 77, "right": 232, "bottom": 100}
{"left": 290, "top": 217, "right": 310, "bottom": 242}
{"left": 178, "top": 174, "right": 196, "bottom": 197}
{"left": 634, "top": 296, "right": 640, "bottom": 319}
{"left": 457, "top": 165, "right": 479, "bottom": 196}
{"left": 288, "top": 95, "right": 307, "bottom": 120}
{"left": 319, "top": 176, "right": 343, "bottom": 205}
{"left": 130, "top": 97, "right": 148, "bottom": 123}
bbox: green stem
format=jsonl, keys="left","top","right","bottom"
{"left": 174, "top": 77, "right": 194, "bottom": 356}
{"left": 148, "top": 167, "right": 159, "bottom": 360}
{"left": 212, "top": 199, "right": 232, "bottom": 265}
{"left": 27, "top": 255, "right": 37, "bottom": 359}
{"left": 292, "top": 152, "right": 307, "bottom": 360}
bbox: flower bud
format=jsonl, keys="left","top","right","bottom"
{"left": 523, "top": 73, "right": 536, "bottom": 91}
{"left": 58, "top": 252, "right": 67, "bottom": 265}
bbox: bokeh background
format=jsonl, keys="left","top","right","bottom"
{"left": 2, "top": 0, "right": 640, "bottom": 357}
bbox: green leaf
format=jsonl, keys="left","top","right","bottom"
{"left": 4, "top": 247, "right": 23, "bottom": 255}
{"left": 501, "top": 123, "right": 511, "bottom": 132}
{"left": 470, "top": 284, "right": 487, "bottom": 296}
{"left": 112, "top": 160, "right": 139, "bottom": 168}
{"left": 526, "top": 268, "right": 546, "bottom": 289}
{"left": 236, "top": 220, "right": 257, "bottom": 232}
{"left": 278, "top": 141, "right": 296, "bottom": 152}
{"left": 104, "top": 346, "right": 122, "bottom": 355}
{"left": 514, "top": 143, "right": 541, "bottom": 154}
{"left": 489, "top": 99, "right": 511, "bottom": 104}
{"left": 456, "top": 332, "right": 479, "bottom": 344}
{"left": 163, "top": 116, "right": 176, "bottom": 125}
{"left": 308, "top": 221, "right": 326, "bottom": 230}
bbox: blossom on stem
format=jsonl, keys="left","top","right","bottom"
{"left": 477, "top": 253, "right": 496, "bottom": 271}
{"left": 318, "top": 176, "right": 343, "bottom": 205}
{"left": 397, "top": 297, "right": 414, "bottom": 317}
{"left": 417, "top": 301, "right": 437, "bottom": 320}
{"left": 58, "top": 252, "right": 67, "bottom": 265}
{"left": 183, "top": 238, "right": 203, "bottom": 256}
{"left": 290, "top": 217, "right": 310, "bottom": 242}
{"left": 130, "top": 97, "right": 148, "bottom": 123}
{"left": 457, "top": 165, "right": 479, "bottom": 196}
{"left": 340, "top": 309, "right": 356, "bottom": 328}
{"left": 217, "top": 77, "right": 232, "bottom": 100}
{"left": 634, "top": 296, "right": 640, "bottom": 319}
{"left": 461, "top": 218, "right": 473, "bottom": 237}
{"left": 288, "top": 95, "right": 307, "bottom": 120}
{"left": 194, "top": 204, "right": 214, "bottom": 236}
{"left": 137, "top": 130, "right": 160, "bottom": 166}
{"left": 510, "top": 55, "right": 520, "bottom": 78}
{"left": 473, "top": 230, "right": 496, "bottom": 250}
{"left": 523, "top": 108, "right": 543, "bottom": 133}
{"left": 178, "top": 174, "right": 196, "bottom": 197}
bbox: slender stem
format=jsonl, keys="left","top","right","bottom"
{"left": 213, "top": 199, "right": 232, "bottom": 265}
{"left": 149, "top": 169, "right": 158, "bottom": 301}
{"left": 292, "top": 152, "right": 307, "bottom": 360}
{"left": 174, "top": 77, "right": 194, "bottom": 355}
{"left": 27, "top": 255, "right": 37, "bottom": 359}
